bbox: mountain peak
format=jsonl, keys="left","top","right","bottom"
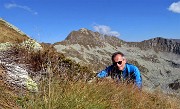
{"left": 79, "top": 28, "right": 89, "bottom": 35}
{"left": 54, "top": 28, "right": 124, "bottom": 49}
{"left": 61, "top": 28, "right": 105, "bottom": 47}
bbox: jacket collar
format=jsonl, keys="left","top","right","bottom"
{"left": 122, "top": 63, "right": 127, "bottom": 72}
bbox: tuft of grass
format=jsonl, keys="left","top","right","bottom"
{"left": 0, "top": 81, "right": 20, "bottom": 109}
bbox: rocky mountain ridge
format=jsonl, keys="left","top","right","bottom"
{"left": 173, "top": 39, "right": 180, "bottom": 43}
{"left": 55, "top": 28, "right": 180, "bottom": 54}
{"left": 127, "top": 37, "right": 180, "bottom": 54}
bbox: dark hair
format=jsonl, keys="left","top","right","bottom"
{"left": 111, "top": 51, "right": 124, "bottom": 63}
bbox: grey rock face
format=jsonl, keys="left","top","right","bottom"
{"left": 5, "top": 63, "right": 38, "bottom": 92}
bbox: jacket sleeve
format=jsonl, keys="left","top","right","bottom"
{"left": 97, "top": 66, "right": 112, "bottom": 78}
{"left": 133, "top": 66, "right": 142, "bottom": 89}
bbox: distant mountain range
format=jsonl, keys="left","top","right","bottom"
{"left": 172, "top": 39, "right": 180, "bottom": 43}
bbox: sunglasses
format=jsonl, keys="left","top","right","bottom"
{"left": 113, "top": 61, "right": 122, "bottom": 65}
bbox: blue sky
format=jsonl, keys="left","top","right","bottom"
{"left": 0, "top": 0, "right": 180, "bottom": 43}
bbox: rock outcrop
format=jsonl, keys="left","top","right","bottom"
{"left": 0, "top": 51, "right": 38, "bottom": 92}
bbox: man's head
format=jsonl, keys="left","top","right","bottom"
{"left": 111, "top": 52, "right": 126, "bottom": 71}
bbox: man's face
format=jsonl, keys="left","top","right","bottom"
{"left": 113, "top": 54, "right": 126, "bottom": 71}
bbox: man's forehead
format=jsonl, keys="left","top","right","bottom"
{"left": 114, "top": 54, "right": 123, "bottom": 59}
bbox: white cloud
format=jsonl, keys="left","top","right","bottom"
{"left": 93, "top": 25, "right": 120, "bottom": 37}
{"left": 4, "top": 3, "right": 38, "bottom": 15}
{"left": 168, "top": 1, "right": 180, "bottom": 13}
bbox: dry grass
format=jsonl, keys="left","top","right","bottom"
{"left": 0, "top": 81, "right": 20, "bottom": 109}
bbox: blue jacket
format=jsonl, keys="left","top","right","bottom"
{"left": 97, "top": 63, "right": 142, "bottom": 88}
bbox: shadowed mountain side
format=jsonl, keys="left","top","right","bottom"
{"left": 127, "top": 37, "right": 180, "bottom": 54}
{"left": 172, "top": 39, "right": 180, "bottom": 43}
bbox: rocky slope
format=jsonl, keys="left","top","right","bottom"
{"left": 0, "top": 19, "right": 44, "bottom": 96}
{"left": 54, "top": 28, "right": 180, "bottom": 96}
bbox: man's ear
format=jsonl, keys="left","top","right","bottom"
{"left": 123, "top": 58, "right": 126, "bottom": 63}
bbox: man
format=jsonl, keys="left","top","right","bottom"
{"left": 97, "top": 51, "right": 142, "bottom": 89}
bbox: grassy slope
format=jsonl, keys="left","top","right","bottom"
{"left": 0, "top": 19, "right": 29, "bottom": 43}
{"left": 1, "top": 79, "right": 180, "bottom": 109}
